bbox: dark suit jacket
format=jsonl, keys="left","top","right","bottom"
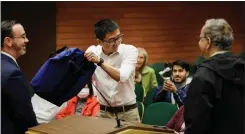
{"left": 1, "top": 53, "right": 38, "bottom": 134}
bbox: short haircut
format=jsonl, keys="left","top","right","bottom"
{"left": 1, "top": 20, "right": 20, "bottom": 48}
{"left": 94, "top": 19, "right": 119, "bottom": 40}
{"left": 203, "top": 18, "right": 233, "bottom": 50}
{"left": 171, "top": 60, "right": 190, "bottom": 72}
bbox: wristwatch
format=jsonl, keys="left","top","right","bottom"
{"left": 97, "top": 58, "right": 104, "bottom": 66}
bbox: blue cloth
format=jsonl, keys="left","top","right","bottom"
{"left": 30, "top": 48, "right": 96, "bottom": 106}
{"left": 1, "top": 54, "right": 38, "bottom": 134}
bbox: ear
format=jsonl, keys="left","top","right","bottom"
{"left": 186, "top": 71, "right": 189, "bottom": 77}
{"left": 3, "top": 37, "right": 12, "bottom": 47}
{"left": 96, "top": 39, "right": 102, "bottom": 45}
{"left": 205, "top": 37, "right": 211, "bottom": 51}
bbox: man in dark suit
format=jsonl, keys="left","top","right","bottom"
{"left": 1, "top": 20, "right": 38, "bottom": 134}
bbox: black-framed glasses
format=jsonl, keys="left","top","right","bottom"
{"left": 102, "top": 34, "right": 124, "bottom": 46}
{"left": 11, "top": 35, "right": 28, "bottom": 40}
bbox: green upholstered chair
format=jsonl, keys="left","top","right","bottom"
{"left": 142, "top": 102, "right": 178, "bottom": 126}
{"left": 136, "top": 101, "right": 144, "bottom": 121}
{"left": 190, "top": 56, "right": 206, "bottom": 76}
{"left": 143, "top": 87, "right": 155, "bottom": 108}
{"left": 135, "top": 84, "right": 145, "bottom": 102}
{"left": 150, "top": 63, "right": 167, "bottom": 87}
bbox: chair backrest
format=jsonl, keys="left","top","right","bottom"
{"left": 190, "top": 56, "right": 206, "bottom": 76}
{"left": 135, "top": 84, "right": 145, "bottom": 102}
{"left": 143, "top": 87, "right": 155, "bottom": 108}
{"left": 136, "top": 101, "right": 144, "bottom": 121}
{"left": 142, "top": 102, "right": 178, "bottom": 126}
{"left": 150, "top": 63, "right": 167, "bottom": 86}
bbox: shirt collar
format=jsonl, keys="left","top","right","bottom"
{"left": 1, "top": 51, "right": 19, "bottom": 66}
{"left": 211, "top": 51, "right": 229, "bottom": 57}
{"left": 175, "top": 77, "right": 192, "bottom": 89}
{"left": 99, "top": 44, "right": 123, "bottom": 56}
{"left": 117, "top": 44, "right": 123, "bottom": 54}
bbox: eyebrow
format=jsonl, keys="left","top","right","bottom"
{"left": 106, "top": 34, "right": 121, "bottom": 41}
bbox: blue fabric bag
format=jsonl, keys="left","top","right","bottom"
{"left": 30, "top": 47, "right": 96, "bottom": 106}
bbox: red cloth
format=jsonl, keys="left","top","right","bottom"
{"left": 56, "top": 96, "right": 100, "bottom": 119}
{"left": 166, "top": 105, "right": 184, "bottom": 132}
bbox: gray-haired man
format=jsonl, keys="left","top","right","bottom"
{"left": 184, "top": 19, "right": 244, "bottom": 134}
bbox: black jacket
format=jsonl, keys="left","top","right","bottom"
{"left": 1, "top": 54, "right": 38, "bottom": 134}
{"left": 184, "top": 52, "right": 244, "bottom": 134}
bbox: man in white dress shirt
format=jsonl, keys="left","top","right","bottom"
{"left": 84, "top": 19, "right": 140, "bottom": 122}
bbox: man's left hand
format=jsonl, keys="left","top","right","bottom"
{"left": 84, "top": 51, "right": 100, "bottom": 63}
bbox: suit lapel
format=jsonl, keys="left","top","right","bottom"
{"left": 1, "top": 53, "right": 19, "bottom": 68}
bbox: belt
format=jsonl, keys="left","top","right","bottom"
{"left": 100, "top": 103, "right": 137, "bottom": 113}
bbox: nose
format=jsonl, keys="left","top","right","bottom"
{"left": 174, "top": 71, "right": 180, "bottom": 76}
{"left": 25, "top": 37, "right": 29, "bottom": 43}
{"left": 137, "top": 57, "right": 141, "bottom": 63}
{"left": 114, "top": 41, "right": 120, "bottom": 46}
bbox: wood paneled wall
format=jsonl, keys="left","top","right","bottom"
{"left": 56, "top": 2, "right": 244, "bottom": 64}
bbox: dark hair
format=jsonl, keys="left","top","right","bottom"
{"left": 94, "top": 19, "right": 119, "bottom": 40}
{"left": 171, "top": 60, "right": 190, "bottom": 72}
{"left": 1, "top": 20, "right": 20, "bottom": 48}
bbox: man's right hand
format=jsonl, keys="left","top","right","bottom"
{"left": 84, "top": 51, "right": 100, "bottom": 63}
{"left": 163, "top": 80, "right": 177, "bottom": 93}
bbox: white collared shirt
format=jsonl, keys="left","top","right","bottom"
{"left": 86, "top": 44, "right": 138, "bottom": 106}
{"left": 1, "top": 51, "right": 18, "bottom": 66}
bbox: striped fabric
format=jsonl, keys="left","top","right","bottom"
{"left": 166, "top": 105, "right": 185, "bottom": 132}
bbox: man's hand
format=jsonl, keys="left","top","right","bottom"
{"left": 163, "top": 80, "right": 177, "bottom": 92}
{"left": 84, "top": 51, "right": 100, "bottom": 63}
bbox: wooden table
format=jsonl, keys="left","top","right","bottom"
{"left": 26, "top": 116, "right": 174, "bottom": 134}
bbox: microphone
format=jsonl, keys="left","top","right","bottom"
{"left": 91, "top": 83, "right": 123, "bottom": 128}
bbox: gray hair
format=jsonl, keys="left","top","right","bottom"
{"left": 203, "top": 19, "right": 234, "bottom": 50}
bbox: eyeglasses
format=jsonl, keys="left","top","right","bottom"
{"left": 102, "top": 34, "right": 123, "bottom": 46}
{"left": 11, "top": 35, "right": 28, "bottom": 40}
{"left": 199, "top": 36, "right": 207, "bottom": 39}
{"left": 199, "top": 36, "right": 211, "bottom": 44}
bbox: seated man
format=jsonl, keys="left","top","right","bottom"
{"left": 155, "top": 60, "right": 191, "bottom": 107}
{"left": 56, "top": 84, "right": 100, "bottom": 119}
